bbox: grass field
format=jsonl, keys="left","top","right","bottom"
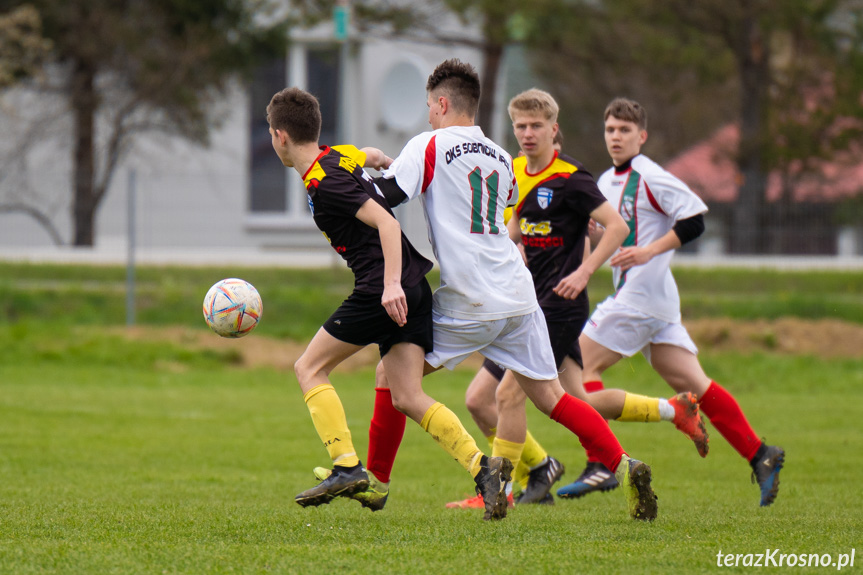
{"left": 2, "top": 263, "right": 863, "bottom": 336}
{"left": 0, "top": 264, "right": 861, "bottom": 573}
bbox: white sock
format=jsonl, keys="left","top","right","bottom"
{"left": 658, "top": 398, "right": 675, "bottom": 421}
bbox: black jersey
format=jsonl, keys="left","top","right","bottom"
{"left": 513, "top": 152, "right": 607, "bottom": 319}
{"left": 303, "top": 145, "right": 433, "bottom": 293}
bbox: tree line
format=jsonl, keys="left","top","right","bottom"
{"left": 3, "top": 0, "right": 863, "bottom": 253}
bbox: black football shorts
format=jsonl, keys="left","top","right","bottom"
{"left": 544, "top": 303, "right": 589, "bottom": 369}
{"left": 323, "top": 278, "right": 433, "bottom": 357}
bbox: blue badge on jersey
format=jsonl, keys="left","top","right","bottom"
{"left": 307, "top": 194, "right": 315, "bottom": 215}
{"left": 537, "top": 187, "right": 553, "bottom": 210}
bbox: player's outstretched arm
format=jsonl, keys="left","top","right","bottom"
{"left": 373, "top": 177, "right": 409, "bottom": 208}
{"left": 360, "top": 147, "right": 393, "bottom": 170}
{"left": 354, "top": 198, "right": 408, "bottom": 326}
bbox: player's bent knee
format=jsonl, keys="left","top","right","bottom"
{"left": 293, "top": 356, "right": 306, "bottom": 383}
{"left": 388, "top": 390, "right": 419, "bottom": 418}
{"left": 520, "top": 380, "right": 563, "bottom": 416}
{"left": 293, "top": 355, "right": 316, "bottom": 387}
{"left": 465, "top": 388, "right": 489, "bottom": 416}
{"left": 495, "top": 386, "right": 526, "bottom": 410}
{"left": 293, "top": 353, "right": 331, "bottom": 388}
{"left": 389, "top": 395, "right": 409, "bottom": 414}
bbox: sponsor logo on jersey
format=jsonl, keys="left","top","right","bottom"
{"left": 523, "top": 236, "right": 563, "bottom": 248}
{"left": 537, "top": 187, "right": 553, "bottom": 209}
{"left": 307, "top": 194, "right": 315, "bottom": 215}
{"left": 338, "top": 156, "right": 358, "bottom": 172}
{"left": 621, "top": 196, "right": 634, "bottom": 221}
{"left": 520, "top": 218, "right": 552, "bottom": 236}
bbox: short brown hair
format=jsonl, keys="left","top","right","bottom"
{"left": 508, "top": 88, "right": 559, "bottom": 123}
{"left": 426, "top": 59, "right": 481, "bottom": 118}
{"left": 604, "top": 97, "right": 647, "bottom": 130}
{"left": 266, "top": 87, "right": 321, "bottom": 144}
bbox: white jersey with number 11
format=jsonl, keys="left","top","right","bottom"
{"left": 382, "top": 125, "right": 538, "bottom": 321}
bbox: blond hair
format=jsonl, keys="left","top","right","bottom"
{"left": 508, "top": 88, "right": 559, "bottom": 123}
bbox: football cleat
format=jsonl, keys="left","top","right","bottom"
{"left": 313, "top": 466, "right": 390, "bottom": 511}
{"left": 515, "top": 456, "right": 564, "bottom": 505}
{"left": 473, "top": 456, "right": 513, "bottom": 521}
{"left": 669, "top": 392, "right": 709, "bottom": 457}
{"left": 613, "top": 455, "right": 658, "bottom": 521}
{"left": 516, "top": 491, "right": 555, "bottom": 505}
{"left": 557, "top": 461, "right": 619, "bottom": 499}
{"left": 445, "top": 492, "right": 514, "bottom": 509}
{"left": 750, "top": 444, "right": 785, "bottom": 507}
{"left": 295, "top": 463, "right": 369, "bottom": 508}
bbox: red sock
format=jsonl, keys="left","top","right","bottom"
{"left": 583, "top": 380, "right": 605, "bottom": 393}
{"left": 550, "top": 393, "right": 625, "bottom": 473}
{"left": 699, "top": 381, "right": 762, "bottom": 461}
{"left": 366, "top": 388, "right": 405, "bottom": 484}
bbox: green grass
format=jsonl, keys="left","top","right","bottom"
{"left": 0, "top": 326, "right": 860, "bottom": 574}
{"left": 1, "top": 263, "right": 863, "bottom": 340}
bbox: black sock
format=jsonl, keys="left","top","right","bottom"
{"left": 335, "top": 461, "right": 364, "bottom": 473}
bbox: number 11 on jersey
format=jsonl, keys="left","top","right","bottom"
{"left": 469, "top": 167, "right": 500, "bottom": 234}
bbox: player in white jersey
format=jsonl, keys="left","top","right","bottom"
{"left": 572, "top": 97, "right": 784, "bottom": 507}
{"left": 268, "top": 87, "right": 513, "bottom": 521}
{"left": 373, "top": 59, "right": 658, "bottom": 521}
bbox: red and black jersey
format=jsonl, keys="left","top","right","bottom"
{"left": 303, "top": 145, "right": 432, "bottom": 293}
{"left": 513, "top": 152, "right": 607, "bottom": 319}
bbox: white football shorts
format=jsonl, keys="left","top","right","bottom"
{"left": 582, "top": 297, "right": 698, "bottom": 364}
{"left": 425, "top": 308, "right": 559, "bottom": 381}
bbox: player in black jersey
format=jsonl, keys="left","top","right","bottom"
{"left": 447, "top": 89, "right": 710, "bottom": 508}
{"left": 266, "top": 87, "right": 509, "bottom": 518}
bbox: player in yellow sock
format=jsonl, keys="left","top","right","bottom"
{"left": 611, "top": 392, "right": 708, "bottom": 456}
{"left": 420, "top": 402, "right": 486, "bottom": 475}
{"left": 270, "top": 87, "right": 515, "bottom": 518}
{"left": 417, "top": 400, "right": 514, "bottom": 520}
{"left": 303, "top": 383, "right": 360, "bottom": 468}
{"left": 447, "top": 360, "right": 566, "bottom": 508}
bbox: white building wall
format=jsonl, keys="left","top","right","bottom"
{"left": 0, "top": 22, "right": 485, "bottom": 263}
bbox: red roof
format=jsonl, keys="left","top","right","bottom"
{"left": 665, "top": 124, "right": 863, "bottom": 203}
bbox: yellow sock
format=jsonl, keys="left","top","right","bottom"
{"left": 513, "top": 461, "right": 530, "bottom": 490}
{"left": 488, "top": 427, "right": 530, "bottom": 488}
{"left": 521, "top": 430, "right": 548, "bottom": 469}
{"left": 485, "top": 429, "right": 496, "bottom": 451}
{"left": 421, "top": 402, "right": 483, "bottom": 477}
{"left": 303, "top": 383, "right": 359, "bottom": 467}
{"left": 617, "top": 393, "right": 661, "bottom": 423}
{"left": 492, "top": 437, "right": 524, "bottom": 474}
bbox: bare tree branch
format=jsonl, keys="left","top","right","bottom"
{"left": 0, "top": 202, "right": 64, "bottom": 245}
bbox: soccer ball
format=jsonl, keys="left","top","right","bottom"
{"left": 202, "top": 278, "right": 263, "bottom": 338}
